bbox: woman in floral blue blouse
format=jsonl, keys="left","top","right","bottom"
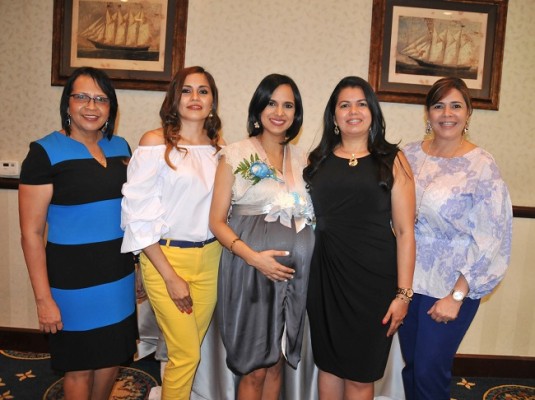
{"left": 399, "top": 77, "right": 513, "bottom": 400}
{"left": 209, "top": 74, "right": 314, "bottom": 399}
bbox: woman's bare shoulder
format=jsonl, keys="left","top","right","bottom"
{"left": 139, "top": 128, "right": 165, "bottom": 146}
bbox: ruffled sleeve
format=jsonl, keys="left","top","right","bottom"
{"left": 121, "top": 145, "right": 169, "bottom": 254}
{"left": 218, "top": 140, "right": 256, "bottom": 203}
{"left": 461, "top": 155, "right": 513, "bottom": 298}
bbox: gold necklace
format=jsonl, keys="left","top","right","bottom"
{"left": 338, "top": 145, "right": 366, "bottom": 167}
{"left": 414, "top": 138, "right": 463, "bottom": 223}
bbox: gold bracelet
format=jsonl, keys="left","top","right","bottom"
{"left": 396, "top": 287, "right": 414, "bottom": 297}
{"left": 396, "top": 294, "right": 411, "bottom": 304}
{"left": 229, "top": 237, "right": 241, "bottom": 254}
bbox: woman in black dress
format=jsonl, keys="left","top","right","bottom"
{"left": 303, "top": 76, "right": 415, "bottom": 400}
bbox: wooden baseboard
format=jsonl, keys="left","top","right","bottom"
{"left": 453, "top": 353, "right": 535, "bottom": 378}
{"left": 1, "top": 327, "right": 533, "bottom": 378}
{"left": 0, "top": 327, "right": 49, "bottom": 353}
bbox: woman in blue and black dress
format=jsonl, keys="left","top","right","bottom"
{"left": 19, "top": 67, "right": 137, "bottom": 399}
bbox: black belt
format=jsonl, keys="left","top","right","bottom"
{"left": 158, "top": 237, "right": 217, "bottom": 248}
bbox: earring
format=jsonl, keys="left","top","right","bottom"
{"left": 208, "top": 112, "right": 213, "bottom": 118}
{"left": 66, "top": 115, "right": 71, "bottom": 127}
{"left": 425, "top": 120, "right": 431, "bottom": 135}
{"left": 101, "top": 120, "right": 109, "bottom": 132}
{"left": 334, "top": 122, "right": 340, "bottom": 135}
{"left": 463, "top": 120, "right": 469, "bottom": 135}
{"left": 254, "top": 121, "right": 260, "bottom": 129}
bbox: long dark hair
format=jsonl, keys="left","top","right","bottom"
{"left": 303, "top": 76, "right": 399, "bottom": 189}
{"left": 247, "top": 74, "right": 303, "bottom": 143}
{"left": 160, "top": 66, "right": 222, "bottom": 169}
{"left": 60, "top": 67, "right": 118, "bottom": 139}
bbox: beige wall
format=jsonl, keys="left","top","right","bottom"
{"left": 0, "top": 1, "right": 534, "bottom": 356}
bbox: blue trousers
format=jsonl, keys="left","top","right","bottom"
{"left": 398, "top": 294, "right": 479, "bottom": 400}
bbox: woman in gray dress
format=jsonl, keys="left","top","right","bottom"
{"left": 209, "top": 73, "right": 315, "bottom": 399}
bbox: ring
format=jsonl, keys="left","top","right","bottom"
{"left": 444, "top": 321, "right": 448, "bottom": 324}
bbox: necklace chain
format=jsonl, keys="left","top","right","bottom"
{"left": 415, "top": 138, "right": 463, "bottom": 223}
{"left": 338, "top": 145, "right": 366, "bottom": 167}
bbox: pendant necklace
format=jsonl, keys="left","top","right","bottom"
{"left": 415, "top": 138, "right": 463, "bottom": 224}
{"left": 338, "top": 145, "right": 366, "bottom": 167}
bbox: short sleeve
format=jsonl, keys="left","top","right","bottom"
{"left": 19, "top": 142, "right": 52, "bottom": 185}
{"left": 218, "top": 143, "right": 240, "bottom": 170}
{"left": 461, "top": 157, "right": 513, "bottom": 298}
{"left": 290, "top": 143, "right": 308, "bottom": 169}
{"left": 121, "top": 146, "right": 169, "bottom": 253}
{"left": 218, "top": 140, "right": 257, "bottom": 203}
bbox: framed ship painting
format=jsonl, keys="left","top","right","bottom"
{"left": 52, "top": 0, "right": 189, "bottom": 91}
{"left": 368, "top": 0, "right": 508, "bottom": 110}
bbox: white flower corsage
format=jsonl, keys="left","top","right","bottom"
{"left": 266, "top": 191, "right": 315, "bottom": 231}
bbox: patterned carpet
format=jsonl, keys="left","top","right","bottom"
{"left": 0, "top": 349, "right": 160, "bottom": 399}
{"left": 449, "top": 375, "right": 535, "bottom": 399}
{"left": 0, "top": 349, "right": 533, "bottom": 399}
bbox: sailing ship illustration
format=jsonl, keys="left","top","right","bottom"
{"left": 399, "top": 19, "right": 477, "bottom": 72}
{"left": 80, "top": 7, "right": 151, "bottom": 52}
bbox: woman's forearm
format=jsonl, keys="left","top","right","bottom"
{"left": 21, "top": 234, "right": 53, "bottom": 302}
{"left": 396, "top": 232, "right": 415, "bottom": 289}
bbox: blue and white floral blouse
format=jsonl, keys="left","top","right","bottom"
{"left": 404, "top": 141, "right": 512, "bottom": 300}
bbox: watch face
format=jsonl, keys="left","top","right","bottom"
{"left": 406, "top": 288, "right": 414, "bottom": 297}
{"left": 452, "top": 291, "right": 464, "bottom": 301}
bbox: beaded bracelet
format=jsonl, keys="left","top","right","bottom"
{"left": 229, "top": 237, "right": 242, "bottom": 254}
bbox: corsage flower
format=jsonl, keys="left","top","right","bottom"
{"left": 266, "top": 191, "right": 316, "bottom": 232}
{"left": 234, "top": 153, "right": 283, "bottom": 185}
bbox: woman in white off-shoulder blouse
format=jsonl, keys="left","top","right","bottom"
{"left": 121, "top": 66, "right": 223, "bottom": 400}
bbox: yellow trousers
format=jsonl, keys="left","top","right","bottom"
{"left": 140, "top": 241, "right": 221, "bottom": 400}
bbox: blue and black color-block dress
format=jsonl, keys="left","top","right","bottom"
{"left": 20, "top": 131, "right": 138, "bottom": 371}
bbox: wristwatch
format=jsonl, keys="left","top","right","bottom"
{"left": 450, "top": 289, "right": 465, "bottom": 302}
{"left": 396, "top": 287, "right": 414, "bottom": 299}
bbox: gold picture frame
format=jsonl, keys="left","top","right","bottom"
{"left": 52, "top": 0, "right": 189, "bottom": 91}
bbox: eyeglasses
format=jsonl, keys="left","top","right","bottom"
{"left": 70, "top": 93, "right": 110, "bottom": 105}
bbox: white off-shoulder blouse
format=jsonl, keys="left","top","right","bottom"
{"left": 120, "top": 144, "right": 218, "bottom": 254}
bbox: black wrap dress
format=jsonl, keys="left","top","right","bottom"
{"left": 307, "top": 152, "right": 397, "bottom": 382}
